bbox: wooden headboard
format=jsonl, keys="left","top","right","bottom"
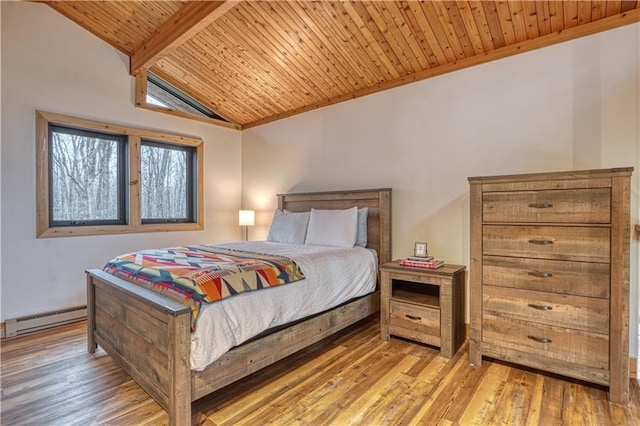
{"left": 277, "top": 188, "right": 392, "bottom": 264}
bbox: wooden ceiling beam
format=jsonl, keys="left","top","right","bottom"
{"left": 130, "top": 1, "right": 237, "bottom": 74}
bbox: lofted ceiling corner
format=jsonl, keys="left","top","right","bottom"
{"left": 45, "top": 1, "right": 640, "bottom": 130}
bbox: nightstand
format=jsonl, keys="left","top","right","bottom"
{"left": 380, "top": 261, "right": 466, "bottom": 358}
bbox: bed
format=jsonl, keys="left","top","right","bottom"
{"left": 85, "top": 188, "right": 391, "bottom": 425}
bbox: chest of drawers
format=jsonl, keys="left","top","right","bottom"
{"left": 468, "top": 168, "right": 633, "bottom": 404}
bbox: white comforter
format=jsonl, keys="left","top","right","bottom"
{"left": 190, "top": 241, "right": 377, "bottom": 371}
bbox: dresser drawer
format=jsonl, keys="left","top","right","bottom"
{"left": 483, "top": 285, "right": 609, "bottom": 334}
{"left": 482, "top": 315, "right": 609, "bottom": 370}
{"left": 483, "top": 225, "right": 610, "bottom": 263}
{"left": 482, "top": 255, "right": 610, "bottom": 298}
{"left": 390, "top": 299, "right": 440, "bottom": 336}
{"left": 483, "top": 188, "right": 611, "bottom": 223}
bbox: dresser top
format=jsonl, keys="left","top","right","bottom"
{"left": 468, "top": 167, "right": 633, "bottom": 184}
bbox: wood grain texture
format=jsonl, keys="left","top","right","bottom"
{"left": 85, "top": 188, "right": 392, "bottom": 424}
{"left": 43, "top": 1, "right": 640, "bottom": 128}
{"left": 483, "top": 284, "right": 609, "bottom": 334}
{"left": 130, "top": 1, "right": 235, "bottom": 74}
{"left": 469, "top": 167, "right": 633, "bottom": 405}
{"left": 482, "top": 187, "right": 611, "bottom": 223}
{"left": 277, "top": 188, "right": 392, "bottom": 265}
{"left": 610, "top": 174, "right": 632, "bottom": 403}
{"left": 469, "top": 179, "right": 483, "bottom": 366}
{"left": 482, "top": 224, "right": 611, "bottom": 263}
{"left": 483, "top": 255, "right": 610, "bottom": 298}
{"left": 482, "top": 314, "right": 610, "bottom": 372}
{"left": 2, "top": 319, "right": 639, "bottom": 425}
{"left": 380, "top": 262, "right": 466, "bottom": 359}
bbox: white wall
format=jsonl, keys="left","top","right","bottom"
{"left": 0, "top": 3, "right": 3, "bottom": 323}
{"left": 0, "top": 2, "right": 243, "bottom": 321}
{"left": 242, "top": 24, "right": 640, "bottom": 356}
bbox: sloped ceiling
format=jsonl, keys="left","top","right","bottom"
{"left": 46, "top": 1, "right": 640, "bottom": 129}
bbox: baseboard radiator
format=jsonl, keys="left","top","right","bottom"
{"left": 5, "top": 305, "right": 87, "bottom": 337}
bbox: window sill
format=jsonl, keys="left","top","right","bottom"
{"left": 37, "top": 223, "right": 204, "bottom": 239}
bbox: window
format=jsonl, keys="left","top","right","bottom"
{"left": 36, "top": 111, "right": 204, "bottom": 238}
{"left": 140, "top": 140, "right": 195, "bottom": 223}
{"left": 48, "top": 125, "right": 127, "bottom": 227}
{"left": 146, "top": 73, "right": 223, "bottom": 120}
{"left": 136, "top": 71, "right": 239, "bottom": 130}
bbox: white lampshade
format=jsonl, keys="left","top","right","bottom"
{"left": 238, "top": 210, "right": 255, "bottom": 226}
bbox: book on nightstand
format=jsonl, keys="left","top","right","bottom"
{"left": 399, "top": 258, "right": 445, "bottom": 269}
{"left": 406, "top": 256, "right": 434, "bottom": 262}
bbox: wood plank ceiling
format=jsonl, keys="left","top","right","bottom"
{"left": 46, "top": 1, "right": 640, "bottom": 129}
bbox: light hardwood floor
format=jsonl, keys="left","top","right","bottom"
{"left": 1, "top": 318, "right": 639, "bottom": 425}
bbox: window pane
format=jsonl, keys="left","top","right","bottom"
{"left": 141, "top": 142, "right": 193, "bottom": 222}
{"left": 49, "top": 127, "right": 123, "bottom": 224}
{"left": 147, "top": 80, "right": 207, "bottom": 117}
{"left": 146, "top": 93, "right": 170, "bottom": 108}
{"left": 146, "top": 73, "right": 228, "bottom": 122}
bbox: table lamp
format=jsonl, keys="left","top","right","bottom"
{"left": 238, "top": 210, "right": 255, "bottom": 241}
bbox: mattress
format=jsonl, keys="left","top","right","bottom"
{"left": 190, "top": 241, "right": 378, "bottom": 371}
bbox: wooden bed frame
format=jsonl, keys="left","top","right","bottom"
{"left": 86, "top": 188, "right": 392, "bottom": 425}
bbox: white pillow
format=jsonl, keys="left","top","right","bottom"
{"left": 305, "top": 207, "right": 358, "bottom": 247}
{"left": 355, "top": 207, "right": 368, "bottom": 247}
{"left": 266, "top": 210, "right": 310, "bottom": 244}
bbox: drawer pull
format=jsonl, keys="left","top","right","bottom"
{"left": 528, "top": 203, "right": 554, "bottom": 209}
{"left": 405, "top": 314, "right": 422, "bottom": 321}
{"left": 528, "top": 271, "right": 553, "bottom": 278}
{"left": 527, "top": 335, "right": 552, "bottom": 344}
{"left": 528, "top": 303, "right": 553, "bottom": 311}
{"left": 528, "top": 239, "right": 553, "bottom": 245}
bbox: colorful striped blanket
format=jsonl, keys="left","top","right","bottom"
{"left": 103, "top": 245, "right": 305, "bottom": 330}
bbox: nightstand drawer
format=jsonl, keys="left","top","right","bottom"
{"left": 482, "top": 315, "right": 609, "bottom": 370}
{"left": 482, "top": 255, "right": 610, "bottom": 298}
{"left": 483, "top": 225, "right": 610, "bottom": 263}
{"left": 483, "top": 285, "right": 609, "bottom": 334}
{"left": 390, "top": 300, "right": 440, "bottom": 336}
{"left": 482, "top": 188, "right": 611, "bottom": 223}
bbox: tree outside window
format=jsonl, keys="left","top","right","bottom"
{"left": 140, "top": 141, "right": 195, "bottom": 223}
{"left": 36, "top": 111, "right": 203, "bottom": 238}
{"left": 49, "top": 125, "right": 125, "bottom": 226}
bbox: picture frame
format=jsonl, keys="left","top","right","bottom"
{"left": 413, "top": 242, "right": 428, "bottom": 258}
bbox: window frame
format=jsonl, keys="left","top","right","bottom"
{"left": 135, "top": 70, "right": 241, "bottom": 130}
{"left": 36, "top": 110, "right": 204, "bottom": 238}
{"left": 140, "top": 139, "right": 196, "bottom": 225}
{"left": 48, "top": 124, "right": 128, "bottom": 227}
{"left": 146, "top": 72, "right": 220, "bottom": 120}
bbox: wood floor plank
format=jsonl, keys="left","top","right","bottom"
{"left": 330, "top": 354, "right": 420, "bottom": 424}
{"left": 207, "top": 344, "right": 348, "bottom": 424}
{"left": 457, "top": 361, "right": 512, "bottom": 425}
{"left": 524, "top": 373, "right": 544, "bottom": 426}
{"left": 488, "top": 367, "right": 538, "bottom": 424}
{"left": 1, "top": 319, "right": 639, "bottom": 425}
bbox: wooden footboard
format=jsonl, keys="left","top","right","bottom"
{"left": 86, "top": 269, "right": 192, "bottom": 425}
{"left": 192, "top": 290, "right": 380, "bottom": 399}
{"left": 87, "top": 268, "right": 380, "bottom": 425}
